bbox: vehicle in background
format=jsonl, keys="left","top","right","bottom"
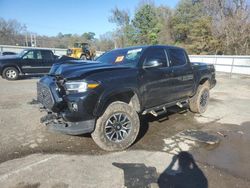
{"left": 0, "top": 51, "right": 17, "bottom": 56}
{"left": 37, "top": 45, "right": 216, "bottom": 151}
{"left": 66, "top": 42, "right": 95, "bottom": 60}
{"left": 0, "top": 49, "right": 59, "bottom": 80}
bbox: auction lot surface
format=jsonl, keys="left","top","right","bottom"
{"left": 0, "top": 73, "right": 250, "bottom": 188}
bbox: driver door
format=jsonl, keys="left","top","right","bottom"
{"left": 139, "top": 47, "right": 174, "bottom": 108}
{"left": 21, "top": 50, "right": 43, "bottom": 74}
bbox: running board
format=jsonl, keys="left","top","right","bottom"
{"left": 149, "top": 107, "right": 167, "bottom": 117}
{"left": 177, "top": 100, "right": 189, "bottom": 108}
{"left": 142, "top": 99, "right": 189, "bottom": 117}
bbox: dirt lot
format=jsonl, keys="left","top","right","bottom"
{"left": 0, "top": 73, "right": 250, "bottom": 188}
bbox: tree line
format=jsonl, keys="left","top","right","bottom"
{"left": 0, "top": 0, "right": 249, "bottom": 55}
{"left": 0, "top": 17, "right": 113, "bottom": 51}
{"left": 110, "top": 0, "right": 250, "bottom": 55}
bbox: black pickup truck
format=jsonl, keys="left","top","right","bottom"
{"left": 37, "top": 45, "right": 216, "bottom": 151}
{"left": 0, "top": 49, "right": 58, "bottom": 80}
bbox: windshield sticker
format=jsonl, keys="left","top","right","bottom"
{"left": 127, "top": 48, "right": 142, "bottom": 54}
{"left": 115, "top": 56, "right": 124, "bottom": 63}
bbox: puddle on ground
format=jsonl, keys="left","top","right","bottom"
{"left": 159, "top": 129, "right": 220, "bottom": 155}
{"left": 192, "top": 121, "right": 250, "bottom": 180}
{"left": 177, "top": 129, "right": 220, "bottom": 145}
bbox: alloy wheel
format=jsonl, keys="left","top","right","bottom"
{"left": 105, "top": 113, "right": 132, "bottom": 142}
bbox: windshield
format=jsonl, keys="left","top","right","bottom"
{"left": 96, "top": 47, "right": 144, "bottom": 65}
{"left": 74, "top": 43, "right": 89, "bottom": 48}
{"left": 18, "top": 50, "right": 28, "bottom": 57}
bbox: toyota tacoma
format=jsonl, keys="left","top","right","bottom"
{"left": 37, "top": 45, "right": 216, "bottom": 151}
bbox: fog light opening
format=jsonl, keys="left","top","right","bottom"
{"left": 71, "top": 102, "right": 78, "bottom": 112}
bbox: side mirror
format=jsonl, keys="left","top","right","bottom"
{"left": 143, "top": 59, "right": 163, "bottom": 69}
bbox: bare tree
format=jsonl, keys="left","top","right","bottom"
{"left": 0, "top": 18, "right": 27, "bottom": 45}
{"left": 204, "top": 0, "right": 250, "bottom": 54}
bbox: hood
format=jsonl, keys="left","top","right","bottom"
{"left": 0, "top": 55, "right": 20, "bottom": 61}
{"left": 49, "top": 60, "right": 131, "bottom": 79}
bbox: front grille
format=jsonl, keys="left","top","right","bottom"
{"left": 37, "top": 82, "right": 54, "bottom": 110}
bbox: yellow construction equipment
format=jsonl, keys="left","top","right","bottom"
{"left": 66, "top": 42, "right": 95, "bottom": 60}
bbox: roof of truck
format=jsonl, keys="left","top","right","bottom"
{"left": 113, "top": 45, "right": 184, "bottom": 51}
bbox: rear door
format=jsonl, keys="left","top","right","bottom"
{"left": 21, "top": 50, "right": 43, "bottom": 74}
{"left": 167, "top": 48, "right": 195, "bottom": 100}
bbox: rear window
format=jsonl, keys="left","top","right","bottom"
{"left": 168, "top": 49, "right": 187, "bottom": 66}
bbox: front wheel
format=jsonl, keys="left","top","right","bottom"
{"left": 189, "top": 84, "right": 210, "bottom": 114}
{"left": 80, "top": 55, "right": 86, "bottom": 60}
{"left": 92, "top": 101, "right": 140, "bottom": 151}
{"left": 3, "top": 67, "right": 19, "bottom": 80}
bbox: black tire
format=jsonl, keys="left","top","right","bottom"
{"left": 80, "top": 55, "right": 86, "bottom": 60}
{"left": 3, "top": 67, "right": 19, "bottom": 80}
{"left": 189, "top": 83, "right": 210, "bottom": 114}
{"left": 92, "top": 101, "right": 140, "bottom": 151}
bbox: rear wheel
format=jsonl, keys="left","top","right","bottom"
{"left": 189, "top": 83, "right": 210, "bottom": 114}
{"left": 92, "top": 101, "right": 140, "bottom": 151}
{"left": 3, "top": 67, "right": 19, "bottom": 80}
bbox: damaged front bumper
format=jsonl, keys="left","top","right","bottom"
{"left": 37, "top": 76, "right": 97, "bottom": 135}
{"left": 40, "top": 112, "right": 95, "bottom": 135}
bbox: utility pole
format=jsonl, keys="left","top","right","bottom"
{"left": 25, "top": 32, "right": 28, "bottom": 46}
{"left": 30, "top": 33, "right": 37, "bottom": 47}
{"left": 34, "top": 34, "right": 37, "bottom": 47}
{"left": 30, "top": 34, "right": 33, "bottom": 47}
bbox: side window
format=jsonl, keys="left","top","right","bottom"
{"left": 144, "top": 48, "right": 167, "bottom": 67}
{"left": 23, "top": 51, "right": 34, "bottom": 59}
{"left": 168, "top": 49, "right": 187, "bottom": 67}
{"left": 42, "top": 51, "right": 53, "bottom": 60}
{"left": 23, "top": 50, "right": 42, "bottom": 60}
